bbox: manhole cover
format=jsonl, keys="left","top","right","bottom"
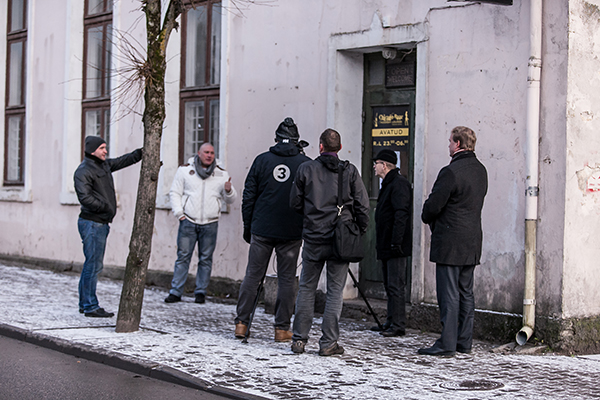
{"left": 440, "top": 380, "right": 504, "bottom": 391}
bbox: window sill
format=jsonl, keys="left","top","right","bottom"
{"left": 0, "top": 187, "right": 32, "bottom": 203}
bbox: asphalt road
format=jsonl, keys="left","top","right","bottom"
{"left": 0, "top": 336, "right": 231, "bottom": 400}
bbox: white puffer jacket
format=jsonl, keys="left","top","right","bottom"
{"left": 169, "top": 158, "right": 237, "bottom": 225}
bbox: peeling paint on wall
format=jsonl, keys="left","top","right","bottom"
{"left": 576, "top": 164, "right": 600, "bottom": 192}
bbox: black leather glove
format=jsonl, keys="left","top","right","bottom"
{"left": 390, "top": 244, "right": 403, "bottom": 257}
{"left": 243, "top": 226, "right": 252, "bottom": 244}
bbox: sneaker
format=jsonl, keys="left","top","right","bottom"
{"left": 291, "top": 340, "right": 306, "bottom": 354}
{"left": 164, "top": 294, "right": 181, "bottom": 303}
{"left": 84, "top": 308, "right": 115, "bottom": 318}
{"left": 235, "top": 322, "right": 248, "bottom": 339}
{"left": 274, "top": 329, "right": 293, "bottom": 342}
{"left": 319, "top": 342, "right": 344, "bottom": 356}
{"left": 195, "top": 293, "right": 206, "bottom": 304}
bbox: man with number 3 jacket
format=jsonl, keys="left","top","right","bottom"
{"left": 235, "top": 117, "right": 310, "bottom": 342}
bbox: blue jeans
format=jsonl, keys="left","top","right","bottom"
{"left": 78, "top": 218, "right": 110, "bottom": 313}
{"left": 170, "top": 219, "right": 218, "bottom": 297}
{"left": 292, "top": 242, "right": 349, "bottom": 349}
{"left": 235, "top": 235, "right": 301, "bottom": 330}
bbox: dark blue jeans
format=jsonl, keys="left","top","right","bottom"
{"left": 169, "top": 219, "right": 218, "bottom": 297}
{"left": 235, "top": 235, "right": 301, "bottom": 330}
{"left": 78, "top": 218, "right": 110, "bottom": 313}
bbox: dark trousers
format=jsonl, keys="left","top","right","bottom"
{"left": 235, "top": 235, "right": 301, "bottom": 330}
{"left": 434, "top": 264, "right": 475, "bottom": 352}
{"left": 381, "top": 257, "right": 407, "bottom": 331}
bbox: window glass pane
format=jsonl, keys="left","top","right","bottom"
{"left": 184, "top": 100, "right": 205, "bottom": 159}
{"left": 6, "top": 116, "right": 22, "bottom": 182}
{"left": 87, "top": 0, "right": 105, "bottom": 15}
{"left": 85, "top": 110, "right": 102, "bottom": 138}
{"left": 10, "top": 0, "right": 25, "bottom": 32}
{"left": 210, "top": 3, "right": 221, "bottom": 85}
{"left": 209, "top": 99, "right": 220, "bottom": 157}
{"left": 104, "top": 108, "right": 110, "bottom": 149}
{"left": 368, "top": 58, "right": 385, "bottom": 86}
{"left": 8, "top": 41, "right": 24, "bottom": 107}
{"left": 186, "top": 6, "right": 207, "bottom": 87}
{"left": 105, "top": 23, "right": 113, "bottom": 95}
{"left": 86, "top": 26, "right": 104, "bottom": 98}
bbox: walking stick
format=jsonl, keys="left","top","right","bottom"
{"left": 242, "top": 267, "right": 268, "bottom": 344}
{"left": 347, "top": 269, "right": 383, "bottom": 330}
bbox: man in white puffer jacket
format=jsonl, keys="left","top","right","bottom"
{"left": 165, "top": 143, "right": 237, "bottom": 304}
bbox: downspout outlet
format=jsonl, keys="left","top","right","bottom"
{"left": 517, "top": 325, "right": 534, "bottom": 346}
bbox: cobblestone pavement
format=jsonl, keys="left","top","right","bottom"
{"left": 1, "top": 263, "right": 600, "bottom": 399}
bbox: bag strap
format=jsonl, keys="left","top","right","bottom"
{"left": 337, "top": 162, "right": 344, "bottom": 217}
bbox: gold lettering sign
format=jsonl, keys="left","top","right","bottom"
{"left": 372, "top": 128, "right": 409, "bottom": 137}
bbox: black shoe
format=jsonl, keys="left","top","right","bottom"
{"left": 84, "top": 308, "right": 115, "bottom": 318}
{"left": 319, "top": 342, "right": 345, "bottom": 356}
{"left": 164, "top": 294, "right": 181, "bottom": 303}
{"left": 370, "top": 321, "right": 391, "bottom": 332}
{"left": 79, "top": 308, "right": 83, "bottom": 314}
{"left": 291, "top": 340, "right": 306, "bottom": 354}
{"left": 380, "top": 329, "right": 406, "bottom": 337}
{"left": 417, "top": 346, "right": 455, "bottom": 357}
{"left": 456, "top": 346, "right": 472, "bottom": 354}
{"left": 195, "top": 293, "right": 206, "bottom": 304}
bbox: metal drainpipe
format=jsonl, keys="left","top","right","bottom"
{"left": 516, "top": 0, "right": 543, "bottom": 346}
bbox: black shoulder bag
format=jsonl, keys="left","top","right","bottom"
{"left": 332, "top": 162, "right": 365, "bottom": 262}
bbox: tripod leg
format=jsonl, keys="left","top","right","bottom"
{"left": 348, "top": 269, "right": 383, "bottom": 330}
{"left": 242, "top": 268, "right": 268, "bottom": 344}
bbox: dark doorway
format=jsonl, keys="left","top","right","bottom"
{"left": 360, "top": 50, "right": 416, "bottom": 300}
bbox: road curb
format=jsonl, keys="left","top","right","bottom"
{"left": 0, "top": 323, "right": 266, "bottom": 400}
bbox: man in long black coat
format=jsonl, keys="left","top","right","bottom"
{"left": 419, "top": 126, "right": 487, "bottom": 356}
{"left": 373, "top": 149, "right": 412, "bottom": 337}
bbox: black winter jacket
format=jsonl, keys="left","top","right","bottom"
{"left": 74, "top": 149, "right": 142, "bottom": 224}
{"left": 290, "top": 155, "right": 369, "bottom": 244}
{"left": 375, "top": 169, "right": 412, "bottom": 260}
{"left": 421, "top": 151, "right": 487, "bottom": 266}
{"left": 242, "top": 142, "right": 310, "bottom": 240}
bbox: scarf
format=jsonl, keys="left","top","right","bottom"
{"left": 194, "top": 155, "right": 216, "bottom": 180}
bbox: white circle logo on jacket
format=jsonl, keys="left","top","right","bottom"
{"left": 273, "top": 164, "right": 291, "bottom": 182}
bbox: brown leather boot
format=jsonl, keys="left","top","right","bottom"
{"left": 274, "top": 328, "right": 293, "bottom": 342}
{"left": 235, "top": 322, "right": 248, "bottom": 339}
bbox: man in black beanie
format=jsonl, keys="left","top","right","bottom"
{"left": 235, "top": 117, "right": 310, "bottom": 342}
{"left": 73, "top": 136, "right": 142, "bottom": 317}
{"left": 372, "top": 149, "right": 412, "bottom": 337}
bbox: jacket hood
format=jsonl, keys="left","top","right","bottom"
{"left": 269, "top": 142, "right": 301, "bottom": 157}
{"left": 316, "top": 154, "right": 341, "bottom": 172}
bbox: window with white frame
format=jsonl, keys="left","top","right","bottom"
{"left": 179, "top": 0, "right": 221, "bottom": 163}
{"left": 4, "top": 0, "right": 27, "bottom": 186}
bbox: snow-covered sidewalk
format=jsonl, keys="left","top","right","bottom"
{"left": 1, "top": 263, "right": 599, "bottom": 399}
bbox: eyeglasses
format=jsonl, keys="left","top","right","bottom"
{"left": 373, "top": 161, "right": 384, "bottom": 166}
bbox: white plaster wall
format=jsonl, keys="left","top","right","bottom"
{"left": 562, "top": 0, "right": 600, "bottom": 318}
{"left": 1, "top": 0, "right": 596, "bottom": 319}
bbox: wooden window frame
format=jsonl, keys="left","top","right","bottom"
{"left": 4, "top": 0, "right": 28, "bottom": 186}
{"left": 81, "top": 0, "right": 112, "bottom": 157}
{"left": 179, "top": 0, "right": 221, "bottom": 164}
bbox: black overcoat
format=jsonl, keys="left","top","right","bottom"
{"left": 421, "top": 151, "right": 487, "bottom": 266}
{"left": 375, "top": 169, "right": 412, "bottom": 260}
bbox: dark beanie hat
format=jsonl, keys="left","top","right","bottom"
{"left": 84, "top": 136, "right": 106, "bottom": 154}
{"left": 374, "top": 149, "right": 397, "bottom": 165}
{"left": 275, "top": 117, "right": 300, "bottom": 142}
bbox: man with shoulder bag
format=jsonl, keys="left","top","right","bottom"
{"left": 290, "top": 128, "right": 369, "bottom": 356}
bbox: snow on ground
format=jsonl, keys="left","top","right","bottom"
{"left": 1, "top": 263, "right": 600, "bottom": 399}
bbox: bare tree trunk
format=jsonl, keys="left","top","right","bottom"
{"left": 116, "top": 0, "right": 181, "bottom": 333}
